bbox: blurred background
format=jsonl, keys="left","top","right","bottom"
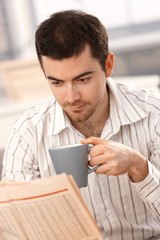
{"left": 0, "top": 0, "right": 160, "bottom": 175}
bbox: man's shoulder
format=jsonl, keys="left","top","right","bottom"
{"left": 14, "top": 96, "right": 57, "bottom": 130}
{"left": 117, "top": 82, "right": 160, "bottom": 112}
{"left": 30, "top": 96, "right": 56, "bottom": 116}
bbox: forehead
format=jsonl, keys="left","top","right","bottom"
{"left": 41, "top": 45, "right": 100, "bottom": 78}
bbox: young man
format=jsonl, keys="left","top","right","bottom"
{"left": 2, "top": 10, "right": 160, "bottom": 239}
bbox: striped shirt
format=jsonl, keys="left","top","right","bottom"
{"left": 2, "top": 77, "right": 160, "bottom": 239}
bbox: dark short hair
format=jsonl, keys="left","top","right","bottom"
{"left": 35, "top": 9, "right": 109, "bottom": 72}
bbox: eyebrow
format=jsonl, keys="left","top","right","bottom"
{"left": 46, "top": 71, "right": 94, "bottom": 82}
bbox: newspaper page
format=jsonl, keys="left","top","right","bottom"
{"left": 0, "top": 174, "right": 102, "bottom": 240}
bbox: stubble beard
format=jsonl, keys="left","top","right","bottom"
{"left": 62, "top": 89, "right": 107, "bottom": 125}
{"left": 64, "top": 104, "right": 94, "bottom": 123}
{"left": 64, "top": 97, "right": 104, "bottom": 124}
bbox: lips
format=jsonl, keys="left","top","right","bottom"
{"left": 69, "top": 105, "right": 85, "bottom": 112}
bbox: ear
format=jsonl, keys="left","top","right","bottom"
{"left": 105, "top": 52, "right": 115, "bottom": 77}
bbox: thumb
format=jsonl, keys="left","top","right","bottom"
{"left": 81, "top": 137, "right": 103, "bottom": 146}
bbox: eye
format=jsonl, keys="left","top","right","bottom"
{"left": 77, "top": 77, "right": 90, "bottom": 84}
{"left": 50, "top": 80, "right": 63, "bottom": 87}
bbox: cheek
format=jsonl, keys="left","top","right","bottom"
{"left": 89, "top": 82, "right": 105, "bottom": 97}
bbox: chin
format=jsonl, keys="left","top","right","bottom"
{"left": 71, "top": 115, "right": 91, "bottom": 123}
{"left": 66, "top": 109, "right": 93, "bottom": 123}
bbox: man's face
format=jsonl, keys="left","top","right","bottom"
{"left": 42, "top": 45, "right": 109, "bottom": 124}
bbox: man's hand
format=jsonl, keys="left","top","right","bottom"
{"left": 81, "top": 137, "right": 148, "bottom": 183}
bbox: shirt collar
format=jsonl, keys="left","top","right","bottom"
{"left": 107, "top": 78, "right": 147, "bottom": 134}
{"left": 47, "top": 101, "right": 66, "bottom": 136}
{"left": 48, "top": 100, "right": 77, "bottom": 136}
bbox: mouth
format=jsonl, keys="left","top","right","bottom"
{"left": 68, "top": 105, "right": 85, "bottom": 112}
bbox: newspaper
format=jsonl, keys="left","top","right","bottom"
{"left": 0, "top": 174, "right": 102, "bottom": 240}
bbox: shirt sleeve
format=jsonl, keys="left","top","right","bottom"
{"left": 2, "top": 127, "right": 40, "bottom": 181}
{"left": 130, "top": 117, "right": 160, "bottom": 222}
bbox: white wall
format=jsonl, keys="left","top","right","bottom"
{"left": 4, "top": 0, "right": 34, "bottom": 58}
{"left": 32, "top": 0, "right": 160, "bottom": 28}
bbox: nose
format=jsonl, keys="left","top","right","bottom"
{"left": 65, "top": 84, "right": 80, "bottom": 104}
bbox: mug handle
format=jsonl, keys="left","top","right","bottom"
{"left": 87, "top": 144, "right": 99, "bottom": 174}
{"left": 88, "top": 164, "right": 99, "bottom": 174}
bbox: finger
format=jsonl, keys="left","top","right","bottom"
{"left": 96, "top": 162, "right": 115, "bottom": 175}
{"left": 81, "top": 137, "right": 104, "bottom": 146}
{"left": 89, "top": 154, "right": 106, "bottom": 167}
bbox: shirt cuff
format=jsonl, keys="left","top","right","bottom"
{"left": 130, "top": 160, "right": 160, "bottom": 203}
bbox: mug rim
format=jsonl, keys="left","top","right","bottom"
{"left": 48, "top": 143, "right": 86, "bottom": 150}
